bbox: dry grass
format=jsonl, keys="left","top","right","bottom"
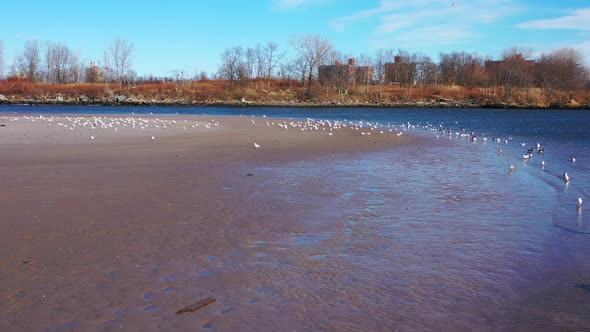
{"left": 0, "top": 78, "right": 587, "bottom": 107}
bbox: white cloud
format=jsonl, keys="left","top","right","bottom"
{"left": 371, "top": 25, "right": 477, "bottom": 49}
{"left": 332, "top": 0, "right": 519, "bottom": 49}
{"left": 331, "top": 0, "right": 445, "bottom": 30}
{"left": 516, "top": 8, "right": 590, "bottom": 31}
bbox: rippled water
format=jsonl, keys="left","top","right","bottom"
{"left": 2, "top": 105, "right": 589, "bottom": 330}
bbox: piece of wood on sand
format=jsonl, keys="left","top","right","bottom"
{"left": 176, "top": 297, "right": 216, "bottom": 314}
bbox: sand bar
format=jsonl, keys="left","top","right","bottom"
{"left": 0, "top": 114, "right": 417, "bottom": 331}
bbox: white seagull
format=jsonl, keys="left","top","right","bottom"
{"left": 509, "top": 164, "right": 516, "bottom": 172}
{"left": 577, "top": 197, "right": 583, "bottom": 209}
{"left": 254, "top": 142, "right": 261, "bottom": 149}
{"left": 563, "top": 172, "right": 570, "bottom": 183}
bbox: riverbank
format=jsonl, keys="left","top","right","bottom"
{"left": 0, "top": 114, "right": 418, "bottom": 331}
{"left": 1, "top": 79, "right": 588, "bottom": 110}
{"left": 1, "top": 95, "right": 589, "bottom": 110}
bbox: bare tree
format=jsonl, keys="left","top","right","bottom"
{"left": 255, "top": 44, "right": 265, "bottom": 79}
{"left": 108, "top": 37, "right": 135, "bottom": 84}
{"left": 415, "top": 54, "right": 439, "bottom": 86}
{"left": 393, "top": 50, "right": 418, "bottom": 87}
{"left": 290, "top": 34, "right": 333, "bottom": 95}
{"left": 45, "top": 42, "right": 73, "bottom": 84}
{"left": 264, "top": 41, "right": 285, "bottom": 79}
{"left": 171, "top": 69, "right": 189, "bottom": 90}
{"left": 244, "top": 47, "right": 256, "bottom": 80}
{"left": 16, "top": 40, "right": 42, "bottom": 81}
{"left": 217, "top": 46, "right": 243, "bottom": 87}
{"left": 493, "top": 46, "right": 534, "bottom": 101}
{"left": 439, "top": 51, "right": 485, "bottom": 87}
{"left": 196, "top": 70, "right": 208, "bottom": 81}
{"left": 373, "top": 48, "right": 394, "bottom": 84}
{"left": 68, "top": 52, "right": 85, "bottom": 83}
{"left": 537, "top": 48, "right": 587, "bottom": 101}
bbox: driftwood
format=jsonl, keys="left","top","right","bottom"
{"left": 176, "top": 297, "right": 216, "bottom": 314}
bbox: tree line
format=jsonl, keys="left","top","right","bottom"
{"left": 0, "top": 34, "right": 587, "bottom": 100}
{"left": 0, "top": 38, "right": 134, "bottom": 85}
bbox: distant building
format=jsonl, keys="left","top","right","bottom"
{"left": 384, "top": 56, "right": 416, "bottom": 86}
{"left": 85, "top": 62, "right": 104, "bottom": 83}
{"left": 318, "top": 58, "right": 374, "bottom": 94}
{"left": 484, "top": 53, "right": 536, "bottom": 86}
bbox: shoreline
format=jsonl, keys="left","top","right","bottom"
{"left": 1, "top": 98, "right": 589, "bottom": 110}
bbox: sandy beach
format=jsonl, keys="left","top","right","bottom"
{"left": 0, "top": 114, "right": 417, "bottom": 331}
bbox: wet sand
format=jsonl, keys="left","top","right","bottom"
{"left": 0, "top": 114, "right": 417, "bottom": 331}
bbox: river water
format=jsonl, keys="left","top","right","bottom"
{"left": 2, "top": 105, "right": 589, "bottom": 330}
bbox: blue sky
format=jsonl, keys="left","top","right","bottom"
{"left": 2, "top": 0, "right": 590, "bottom": 77}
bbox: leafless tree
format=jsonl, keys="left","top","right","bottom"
{"left": 290, "top": 34, "right": 333, "bottom": 95}
{"left": 393, "top": 50, "right": 418, "bottom": 87}
{"left": 493, "top": 46, "right": 534, "bottom": 101}
{"left": 15, "top": 40, "right": 42, "bottom": 81}
{"left": 292, "top": 55, "right": 309, "bottom": 84}
{"left": 217, "top": 46, "right": 243, "bottom": 87}
{"left": 415, "top": 54, "right": 439, "bottom": 86}
{"left": 108, "top": 37, "right": 135, "bottom": 84}
{"left": 68, "top": 52, "right": 85, "bottom": 83}
{"left": 373, "top": 48, "right": 394, "bottom": 84}
{"left": 45, "top": 42, "right": 73, "bottom": 84}
{"left": 439, "top": 51, "right": 485, "bottom": 87}
{"left": 264, "top": 41, "right": 285, "bottom": 79}
{"left": 171, "top": 69, "right": 189, "bottom": 90}
{"left": 242, "top": 47, "right": 255, "bottom": 80}
{"left": 254, "top": 44, "right": 265, "bottom": 79}
{"left": 537, "top": 48, "right": 587, "bottom": 101}
{"left": 197, "top": 70, "right": 208, "bottom": 81}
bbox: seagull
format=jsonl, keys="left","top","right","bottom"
{"left": 577, "top": 197, "right": 583, "bottom": 209}
{"left": 563, "top": 172, "right": 570, "bottom": 183}
{"left": 254, "top": 142, "right": 261, "bottom": 149}
{"left": 509, "top": 164, "right": 516, "bottom": 172}
{"left": 90, "top": 136, "right": 95, "bottom": 140}
{"left": 571, "top": 157, "right": 576, "bottom": 163}
{"left": 151, "top": 136, "right": 155, "bottom": 141}
{"left": 541, "top": 160, "right": 545, "bottom": 167}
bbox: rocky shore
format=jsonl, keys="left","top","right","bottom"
{"left": 0, "top": 93, "right": 588, "bottom": 110}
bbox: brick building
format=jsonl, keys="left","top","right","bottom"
{"left": 85, "top": 62, "right": 104, "bottom": 83}
{"left": 484, "top": 53, "right": 537, "bottom": 86}
{"left": 384, "top": 56, "right": 416, "bottom": 86}
{"left": 318, "top": 58, "right": 374, "bottom": 94}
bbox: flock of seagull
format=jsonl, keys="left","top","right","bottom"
{"left": 4, "top": 115, "right": 220, "bottom": 141}
{"left": 250, "top": 117, "right": 409, "bottom": 149}
{"left": 429, "top": 124, "right": 583, "bottom": 211}
{"left": 516, "top": 141, "right": 582, "bottom": 210}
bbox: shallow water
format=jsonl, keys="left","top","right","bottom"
{"left": 2, "top": 105, "right": 589, "bottom": 330}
